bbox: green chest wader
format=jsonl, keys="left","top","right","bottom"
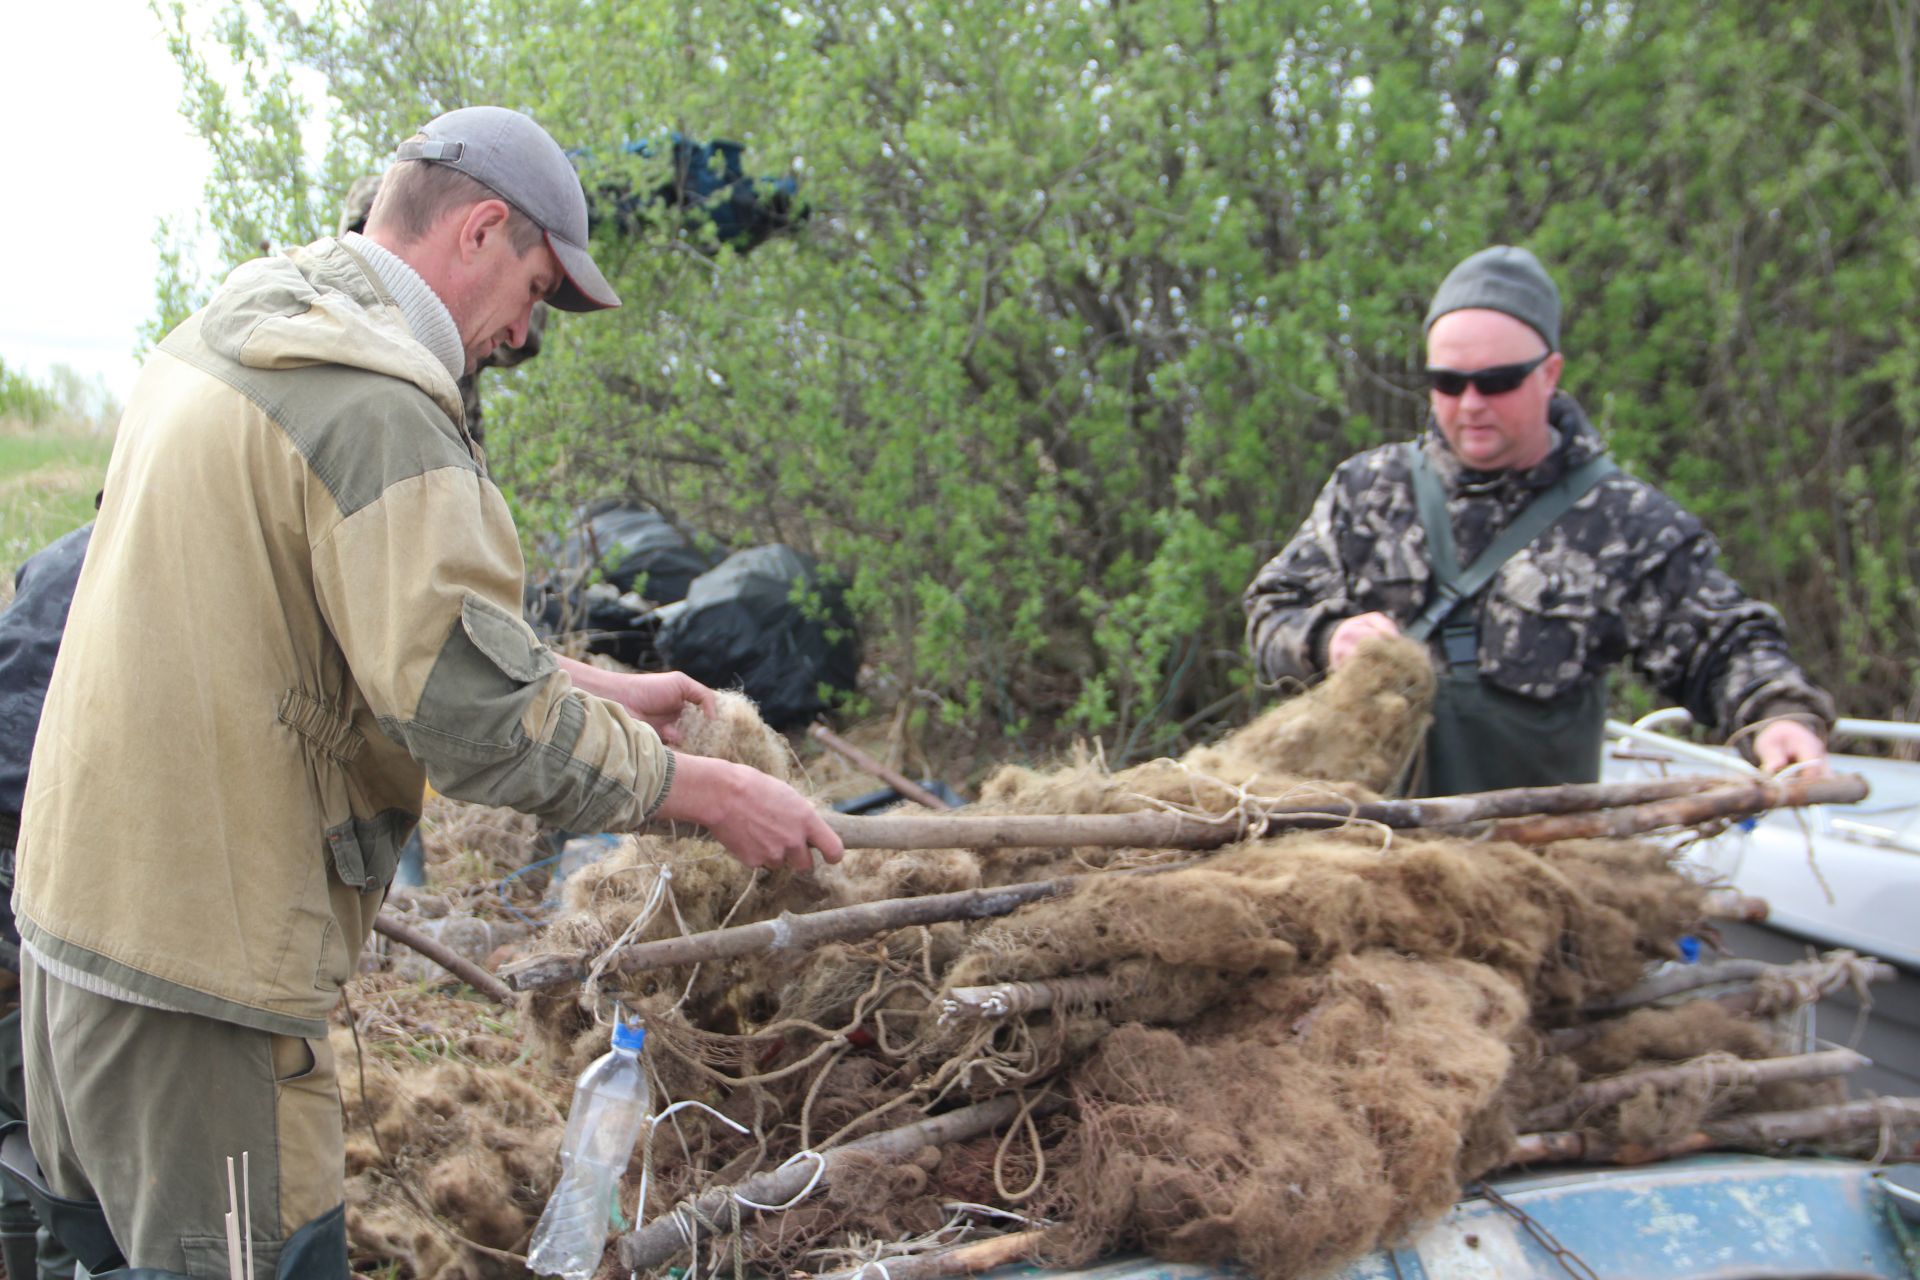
{"left": 1403, "top": 444, "right": 1618, "bottom": 797}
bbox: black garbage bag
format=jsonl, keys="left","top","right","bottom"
{"left": 559, "top": 503, "right": 726, "bottom": 605}
{"left": 658, "top": 545, "right": 859, "bottom": 730}
{"left": 526, "top": 504, "right": 726, "bottom": 666}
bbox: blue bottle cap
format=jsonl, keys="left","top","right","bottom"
{"left": 1678, "top": 934, "right": 1700, "bottom": 964}
{"left": 612, "top": 1020, "right": 647, "bottom": 1052}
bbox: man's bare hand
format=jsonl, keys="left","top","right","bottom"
{"left": 1326, "top": 612, "right": 1402, "bottom": 669}
{"left": 559, "top": 657, "right": 717, "bottom": 744}
{"left": 653, "top": 754, "right": 844, "bottom": 873}
{"left": 1753, "top": 719, "right": 1831, "bottom": 778}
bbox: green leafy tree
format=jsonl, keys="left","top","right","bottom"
{"left": 154, "top": 0, "right": 1920, "bottom": 746}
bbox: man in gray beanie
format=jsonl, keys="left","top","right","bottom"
{"left": 10, "top": 106, "right": 841, "bottom": 1275}
{"left": 1243, "top": 245, "right": 1832, "bottom": 794}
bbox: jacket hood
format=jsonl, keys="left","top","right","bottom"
{"left": 1423, "top": 390, "right": 1607, "bottom": 492}
{"left": 198, "top": 238, "right": 465, "bottom": 425}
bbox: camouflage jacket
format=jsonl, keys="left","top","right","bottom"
{"left": 1243, "top": 394, "right": 1834, "bottom": 738}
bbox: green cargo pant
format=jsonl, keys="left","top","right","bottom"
{"left": 1, "top": 1006, "right": 76, "bottom": 1280}
{"left": 19, "top": 956, "right": 347, "bottom": 1278}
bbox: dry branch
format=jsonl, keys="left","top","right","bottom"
{"left": 1713, "top": 1096, "right": 1920, "bottom": 1147}
{"left": 372, "top": 914, "right": 512, "bottom": 1003}
{"left": 1700, "top": 891, "right": 1771, "bottom": 923}
{"left": 618, "top": 1093, "right": 1065, "bottom": 1270}
{"left": 811, "top": 723, "right": 955, "bottom": 810}
{"left": 504, "top": 876, "right": 1108, "bottom": 992}
{"left": 816, "top": 1230, "right": 1047, "bottom": 1280}
{"left": 1550, "top": 952, "right": 1897, "bottom": 1053}
{"left": 1521, "top": 1048, "right": 1868, "bottom": 1132}
{"left": 1470, "top": 775, "right": 1866, "bottom": 843}
{"left": 940, "top": 972, "right": 1141, "bottom": 1020}
{"left": 1584, "top": 958, "right": 1779, "bottom": 1011}
{"left": 823, "top": 775, "right": 1866, "bottom": 852}
{"left": 1506, "top": 1096, "right": 1920, "bottom": 1168}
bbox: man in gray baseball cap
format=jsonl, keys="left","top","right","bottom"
{"left": 390, "top": 104, "right": 620, "bottom": 313}
{"left": 1244, "top": 244, "right": 1832, "bottom": 793}
{"left": 11, "top": 104, "right": 840, "bottom": 1274}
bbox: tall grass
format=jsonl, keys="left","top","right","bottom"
{"left": 0, "top": 361, "right": 117, "bottom": 603}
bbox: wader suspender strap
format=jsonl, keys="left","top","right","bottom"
{"left": 1402, "top": 442, "right": 1619, "bottom": 666}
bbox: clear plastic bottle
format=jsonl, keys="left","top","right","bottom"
{"left": 526, "top": 1021, "right": 651, "bottom": 1279}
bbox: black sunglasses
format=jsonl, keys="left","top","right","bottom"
{"left": 1425, "top": 351, "right": 1551, "bottom": 397}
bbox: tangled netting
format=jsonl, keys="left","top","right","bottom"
{"left": 340, "top": 643, "right": 1866, "bottom": 1279}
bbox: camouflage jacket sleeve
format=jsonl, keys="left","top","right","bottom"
{"left": 1243, "top": 467, "right": 1364, "bottom": 683}
{"left": 1620, "top": 517, "right": 1836, "bottom": 741}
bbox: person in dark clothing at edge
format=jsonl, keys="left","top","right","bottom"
{"left": 0, "top": 523, "right": 87, "bottom": 1280}
{"left": 1243, "top": 246, "right": 1833, "bottom": 796}
{"left": 9, "top": 106, "right": 841, "bottom": 1279}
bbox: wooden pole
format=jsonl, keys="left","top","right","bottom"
{"left": 1548, "top": 953, "right": 1900, "bottom": 1054}
{"left": 822, "top": 775, "right": 1867, "bottom": 852}
{"left": 1521, "top": 1048, "right": 1868, "bottom": 1132}
{"left": 503, "top": 875, "right": 1096, "bottom": 992}
{"left": 618, "top": 1092, "right": 1064, "bottom": 1270}
{"left": 1712, "top": 1095, "right": 1920, "bottom": 1148}
{"left": 1469, "top": 775, "right": 1866, "bottom": 844}
{"left": 1505, "top": 1096, "right": 1920, "bottom": 1168}
{"left": 1700, "top": 890, "right": 1771, "bottom": 923}
{"left": 814, "top": 1230, "right": 1048, "bottom": 1280}
{"left": 824, "top": 809, "right": 1253, "bottom": 852}
{"left": 811, "top": 723, "right": 955, "bottom": 811}
{"left": 1584, "top": 958, "right": 1778, "bottom": 1011}
{"left": 373, "top": 914, "right": 512, "bottom": 1004}
{"left": 941, "top": 972, "right": 1140, "bottom": 1020}
{"left": 1582, "top": 953, "right": 1898, "bottom": 1016}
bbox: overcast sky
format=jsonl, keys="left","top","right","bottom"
{"left": 0, "top": 0, "right": 213, "bottom": 404}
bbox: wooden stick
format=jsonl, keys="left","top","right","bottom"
{"left": 1712, "top": 1095, "right": 1920, "bottom": 1147}
{"left": 617, "top": 1092, "right": 1065, "bottom": 1270}
{"left": 1521, "top": 1048, "right": 1869, "bottom": 1132}
{"left": 1506, "top": 1096, "right": 1920, "bottom": 1168}
{"left": 941, "top": 972, "right": 1140, "bottom": 1020}
{"left": 815, "top": 1230, "right": 1048, "bottom": 1280}
{"left": 811, "top": 723, "right": 955, "bottom": 810}
{"left": 1584, "top": 958, "right": 1780, "bottom": 1011}
{"left": 1583, "top": 953, "right": 1898, "bottom": 1015}
{"left": 1547, "top": 953, "right": 1899, "bottom": 1054}
{"left": 504, "top": 875, "right": 1094, "bottom": 992}
{"left": 373, "top": 914, "right": 513, "bottom": 1004}
{"left": 1470, "top": 775, "right": 1867, "bottom": 843}
{"left": 824, "top": 809, "right": 1255, "bottom": 852}
{"left": 1700, "top": 890, "right": 1771, "bottom": 923}
{"left": 823, "top": 775, "right": 1865, "bottom": 852}
{"left": 1505, "top": 1130, "right": 1589, "bottom": 1164}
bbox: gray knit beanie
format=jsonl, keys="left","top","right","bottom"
{"left": 1424, "top": 245, "right": 1560, "bottom": 351}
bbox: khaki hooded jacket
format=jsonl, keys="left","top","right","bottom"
{"left": 14, "top": 238, "right": 672, "bottom": 1037}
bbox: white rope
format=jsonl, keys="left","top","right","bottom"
{"left": 636, "top": 1099, "right": 751, "bottom": 1242}
{"left": 732, "top": 1149, "right": 827, "bottom": 1210}
{"left": 582, "top": 861, "right": 674, "bottom": 1017}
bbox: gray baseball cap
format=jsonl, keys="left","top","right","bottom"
{"left": 395, "top": 106, "right": 620, "bottom": 312}
{"left": 1424, "top": 245, "right": 1558, "bottom": 351}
